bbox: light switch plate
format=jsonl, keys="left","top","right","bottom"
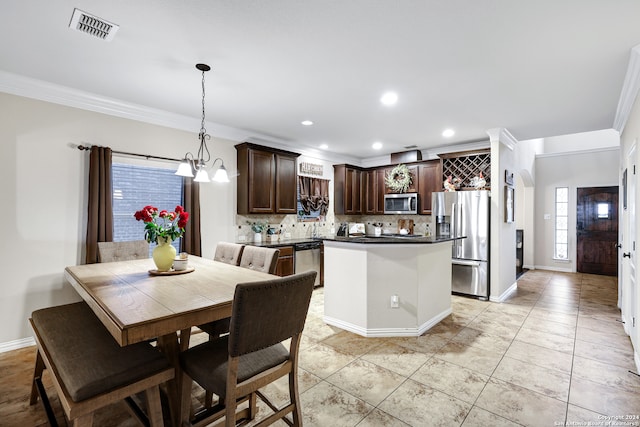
{"left": 238, "top": 235, "right": 246, "bottom": 242}
{"left": 544, "top": 214, "right": 551, "bottom": 220}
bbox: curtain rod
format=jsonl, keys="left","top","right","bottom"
{"left": 77, "top": 144, "right": 181, "bottom": 163}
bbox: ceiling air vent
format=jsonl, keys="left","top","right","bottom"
{"left": 68, "top": 8, "right": 119, "bottom": 41}
{"left": 403, "top": 145, "right": 418, "bottom": 149}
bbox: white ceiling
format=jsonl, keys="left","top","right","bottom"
{"left": 1, "top": 1, "right": 639, "bottom": 160}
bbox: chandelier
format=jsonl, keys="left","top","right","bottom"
{"left": 175, "top": 63, "right": 229, "bottom": 183}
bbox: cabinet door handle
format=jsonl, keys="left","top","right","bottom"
{"left": 623, "top": 252, "right": 631, "bottom": 258}
{"left": 616, "top": 243, "right": 622, "bottom": 249}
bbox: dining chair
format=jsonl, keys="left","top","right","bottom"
{"left": 238, "top": 246, "right": 280, "bottom": 274}
{"left": 195, "top": 245, "right": 282, "bottom": 409}
{"left": 198, "top": 245, "right": 280, "bottom": 341}
{"left": 97, "top": 240, "right": 149, "bottom": 263}
{"left": 179, "top": 270, "right": 317, "bottom": 427}
{"left": 214, "top": 242, "right": 245, "bottom": 266}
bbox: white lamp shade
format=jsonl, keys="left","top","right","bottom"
{"left": 194, "top": 168, "right": 210, "bottom": 182}
{"left": 175, "top": 161, "right": 194, "bottom": 177}
{"left": 212, "top": 165, "right": 230, "bottom": 183}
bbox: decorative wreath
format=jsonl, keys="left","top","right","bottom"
{"left": 385, "top": 164, "right": 413, "bottom": 193}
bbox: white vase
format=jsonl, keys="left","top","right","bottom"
{"left": 254, "top": 233, "right": 262, "bottom": 243}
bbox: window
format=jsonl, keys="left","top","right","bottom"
{"left": 112, "top": 162, "right": 184, "bottom": 255}
{"left": 555, "top": 187, "right": 569, "bottom": 259}
{"left": 597, "top": 202, "right": 609, "bottom": 219}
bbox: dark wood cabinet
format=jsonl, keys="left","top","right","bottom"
{"left": 275, "top": 155, "right": 297, "bottom": 214}
{"left": 275, "top": 245, "right": 294, "bottom": 277}
{"left": 376, "top": 169, "right": 386, "bottom": 214}
{"left": 236, "top": 143, "right": 300, "bottom": 214}
{"left": 363, "top": 169, "right": 378, "bottom": 214}
{"left": 418, "top": 160, "right": 442, "bottom": 214}
{"left": 334, "top": 164, "right": 362, "bottom": 215}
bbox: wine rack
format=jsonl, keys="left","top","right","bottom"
{"left": 440, "top": 149, "right": 491, "bottom": 190}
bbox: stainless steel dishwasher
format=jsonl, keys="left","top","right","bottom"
{"left": 294, "top": 241, "right": 321, "bottom": 286}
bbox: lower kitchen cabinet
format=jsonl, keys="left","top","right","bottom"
{"left": 275, "top": 245, "right": 294, "bottom": 276}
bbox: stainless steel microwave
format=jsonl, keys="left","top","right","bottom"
{"left": 384, "top": 193, "right": 419, "bottom": 214}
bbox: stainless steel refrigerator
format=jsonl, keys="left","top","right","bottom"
{"left": 432, "top": 190, "right": 490, "bottom": 299}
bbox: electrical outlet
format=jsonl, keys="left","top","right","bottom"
{"left": 390, "top": 295, "right": 399, "bottom": 308}
{"left": 330, "top": 227, "right": 335, "bottom": 234}
{"left": 238, "top": 235, "right": 246, "bottom": 242}
{"left": 284, "top": 232, "right": 291, "bottom": 239}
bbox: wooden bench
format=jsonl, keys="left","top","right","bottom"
{"left": 29, "top": 302, "right": 174, "bottom": 427}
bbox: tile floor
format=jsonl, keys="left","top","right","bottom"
{"left": 2, "top": 269, "right": 640, "bottom": 426}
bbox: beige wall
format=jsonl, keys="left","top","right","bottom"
{"left": 0, "top": 93, "right": 239, "bottom": 345}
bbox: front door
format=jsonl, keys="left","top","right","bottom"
{"left": 577, "top": 186, "right": 619, "bottom": 276}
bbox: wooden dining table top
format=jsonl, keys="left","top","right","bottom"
{"left": 64, "top": 256, "right": 276, "bottom": 346}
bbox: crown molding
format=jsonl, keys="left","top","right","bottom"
{"left": 614, "top": 44, "right": 640, "bottom": 133}
{"left": 486, "top": 127, "right": 518, "bottom": 150}
{"left": 535, "top": 145, "right": 620, "bottom": 159}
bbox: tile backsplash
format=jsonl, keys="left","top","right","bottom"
{"left": 236, "top": 213, "right": 433, "bottom": 243}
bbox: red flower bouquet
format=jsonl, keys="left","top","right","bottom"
{"left": 134, "top": 205, "right": 190, "bottom": 244}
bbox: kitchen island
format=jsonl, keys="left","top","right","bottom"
{"left": 321, "top": 235, "right": 460, "bottom": 337}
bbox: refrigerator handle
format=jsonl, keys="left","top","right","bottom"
{"left": 452, "top": 202, "right": 459, "bottom": 258}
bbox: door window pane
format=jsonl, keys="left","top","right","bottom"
{"left": 555, "top": 187, "right": 569, "bottom": 259}
{"left": 597, "top": 202, "right": 609, "bottom": 218}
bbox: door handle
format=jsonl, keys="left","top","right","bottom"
{"left": 616, "top": 244, "right": 622, "bottom": 249}
{"left": 623, "top": 252, "right": 631, "bottom": 258}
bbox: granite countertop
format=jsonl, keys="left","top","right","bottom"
{"left": 240, "top": 237, "right": 321, "bottom": 248}
{"left": 241, "top": 235, "right": 464, "bottom": 247}
{"left": 320, "top": 235, "right": 464, "bottom": 244}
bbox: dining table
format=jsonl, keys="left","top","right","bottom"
{"left": 64, "top": 255, "right": 277, "bottom": 427}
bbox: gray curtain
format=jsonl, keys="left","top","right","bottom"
{"left": 85, "top": 146, "right": 113, "bottom": 264}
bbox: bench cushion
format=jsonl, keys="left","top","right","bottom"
{"left": 31, "top": 302, "right": 170, "bottom": 402}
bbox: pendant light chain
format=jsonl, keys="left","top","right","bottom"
{"left": 197, "top": 65, "right": 211, "bottom": 164}
{"left": 200, "top": 67, "right": 207, "bottom": 136}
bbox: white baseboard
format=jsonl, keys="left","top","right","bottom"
{"left": 635, "top": 350, "right": 640, "bottom": 375}
{"left": 523, "top": 264, "right": 535, "bottom": 270}
{"left": 490, "top": 281, "right": 518, "bottom": 302}
{"left": 534, "top": 264, "right": 573, "bottom": 273}
{"left": 0, "top": 337, "right": 35, "bottom": 353}
{"left": 323, "top": 307, "right": 452, "bottom": 337}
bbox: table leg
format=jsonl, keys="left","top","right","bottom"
{"left": 156, "top": 332, "right": 182, "bottom": 427}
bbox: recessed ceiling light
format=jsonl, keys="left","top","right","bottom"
{"left": 380, "top": 92, "right": 398, "bottom": 106}
{"left": 301, "top": 120, "right": 314, "bottom": 126}
{"left": 319, "top": 144, "right": 328, "bottom": 150}
{"left": 372, "top": 142, "right": 383, "bottom": 150}
{"left": 442, "top": 129, "right": 455, "bottom": 138}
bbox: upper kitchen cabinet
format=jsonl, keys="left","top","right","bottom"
{"left": 236, "top": 143, "right": 300, "bottom": 214}
{"left": 334, "top": 164, "right": 363, "bottom": 215}
{"left": 383, "top": 164, "right": 419, "bottom": 194}
{"left": 418, "top": 160, "right": 443, "bottom": 214}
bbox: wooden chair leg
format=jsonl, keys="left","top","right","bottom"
{"left": 29, "top": 350, "right": 45, "bottom": 405}
{"left": 145, "top": 385, "right": 164, "bottom": 427}
{"left": 289, "top": 371, "right": 302, "bottom": 426}
{"left": 180, "top": 371, "right": 195, "bottom": 426}
{"left": 204, "top": 390, "right": 214, "bottom": 408}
